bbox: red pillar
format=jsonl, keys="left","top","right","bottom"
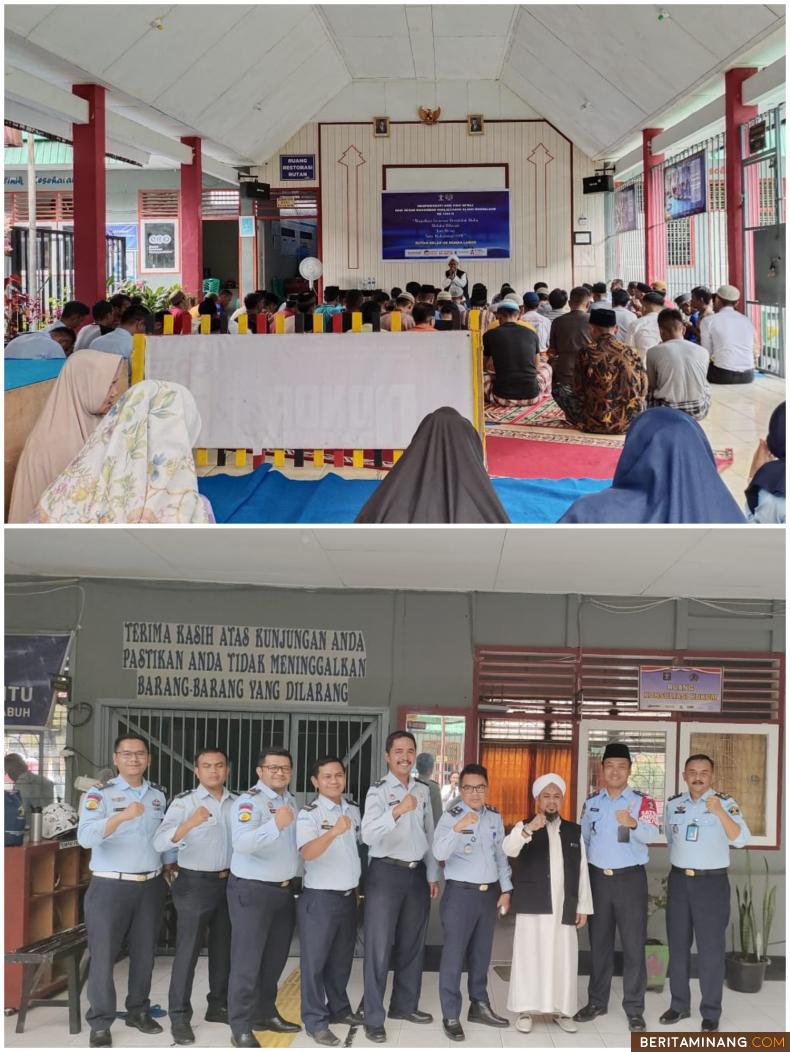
{"left": 642, "top": 128, "right": 664, "bottom": 285}
{"left": 180, "top": 136, "right": 203, "bottom": 301}
{"left": 725, "top": 68, "right": 758, "bottom": 298}
{"left": 72, "top": 84, "right": 106, "bottom": 305}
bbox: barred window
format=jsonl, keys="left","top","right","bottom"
{"left": 667, "top": 217, "right": 693, "bottom": 267}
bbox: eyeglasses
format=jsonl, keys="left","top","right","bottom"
{"left": 261, "top": 765, "right": 292, "bottom": 774}
{"left": 116, "top": 751, "right": 147, "bottom": 760}
{"left": 460, "top": 784, "right": 487, "bottom": 793}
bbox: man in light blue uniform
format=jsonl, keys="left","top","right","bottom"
{"left": 661, "top": 753, "right": 750, "bottom": 1033}
{"left": 432, "top": 762, "right": 512, "bottom": 1042}
{"left": 153, "top": 747, "right": 237, "bottom": 1045}
{"left": 4, "top": 326, "right": 74, "bottom": 359}
{"left": 77, "top": 734, "right": 175, "bottom": 1048}
{"left": 226, "top": 747, "right": 301, "bottom": 1048}
{"left": 576, "top": 742, "right": 659, "bottom": 1033}
{"left": 90, "top": 305, "right": 149, "bottom": 359}
{"left": 361, "top": 730, "right": 440, "bottom": 1043}
{"left": 296, "top": 756, "right": 365, "bottom": 1047}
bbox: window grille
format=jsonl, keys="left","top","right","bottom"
{"left": 139, "top": 189, "right": 179, "bottom": 218}
{"left": 202, "top": 189, "right": 239, "bottom": 219}
{"left": 667, "top": 217, "right": 693, "bottom": 267}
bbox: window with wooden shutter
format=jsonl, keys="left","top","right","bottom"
{"left": 202, "top": 189, "right": 239, "bottom": 219}
{"left": 139, "top": 189, "right": 179, "bottom": 217}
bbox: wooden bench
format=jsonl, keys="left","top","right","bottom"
{"left": 5, "top": 923, "right": 88, "bottom": 1034}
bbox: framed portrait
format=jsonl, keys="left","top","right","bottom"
{"left": 373, "top": 117, "right": 390, "bottom": 138}
{"left": 577, "top": 719, "right": 678, "bottom": 840}
{"left": 467, "top": 114, "right": 484, "bottom": 136}
{"left": 573, "top": 231, "right": 592, "bottom": 245}
{"left": 677, "top": 722, "right": 780, "bottom": 847}
{"left": 139, "top": 218, "right": 179, "bottom": 274}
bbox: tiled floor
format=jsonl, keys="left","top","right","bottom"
{"left": 5, "top": 957, "right": 785, "bottom": 1049}
{"left": 194, "top": 373, "right": 785, "bottom": 505}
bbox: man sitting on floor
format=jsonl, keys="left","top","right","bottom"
{"left": 702, "top": 285, "right": 757, "bottom": 384}
{"left": 628, "top": 291, "right": 665, "bottom": 363}
{"left": 547, "top": 286, "right": 591, "bottom": 419}
{"left": 647, "top": 309, "right": 711, "bottom": 419}
{"left": 483, "top": 297, "right": 551, "bottom": 407}
{"left": 4, "top": 325, "right": 75, "bottom": 359}
{"left": 562, "top": 308, "right": 647, "bottom": 435}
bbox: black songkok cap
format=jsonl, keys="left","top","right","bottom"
{"left": 589, "top": 308, "right": 616, "bottom": 327}
{"left": 602, "top": 742, "right": 632, "bottom": 763}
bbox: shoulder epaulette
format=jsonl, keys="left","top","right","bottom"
{"left": 372, "top": 778, "right": 387, "bottom": 788}
{"left": 449, "top": 804, "right": 464, "bottom": 816}
{"left": 632, "top": 789, "right": 646, "bottom": 797}
{"left": 485, "top": 804, "right": 500, "bottom": 814}
{"left": 91, "top": 781, "right": 111, "bottom": 791}
{"left": 302, "top": 802, "right": 318, "bottom": 811}
{"left": 174, "top": 789, "right": 193, "bottom": 800}
{"left": 668, "top": 792, "right": 683, "bottom": 802}
{"left": 149, "top": 782, "right": 168, "bottom": 795}
{"left": 344, "top": 797, "right": 359, "bottom": 808}
{"left": 585, "top": 789, "right": 601, "bottom": 800}
{"left": 715, "top": 792, "right": 731, "bottom": 800}
{"left": 244, "top": 786, "right": 261, "bottom": 796}
{"left": 414, "top": 777, "right": 429, "bottom": 787}
{"left": 228, "top": 790, "right": 239, "bottom": 799}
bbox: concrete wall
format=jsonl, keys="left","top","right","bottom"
{"left": 5, "top": 577, "right": 784, "bottom": 948}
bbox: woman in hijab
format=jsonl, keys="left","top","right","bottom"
{"left": 558, "top": 406, "right": 746, "bottom": 524}
{"left": 744, "top": 402, "right": 785, "bottom": 523}
{"left": 8, "top": 350, "right": 128, "bottom": 523}
{"left": 354, "top": 406, "right": 510, "bottom": 523}
{"left": 32, "top": 380, "right": 213, "bottom": 523}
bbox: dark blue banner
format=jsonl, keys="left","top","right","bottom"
{"left": 280, "top": 154, "right": 315, "bottom": 181}
{"left": 664, "top": 151, "right": 707, "bottom": 221}
{"left": 381, "top": 191, "right": 510, "bottom": 260}
{"left": 5, "top": 634, "right": 72, "bottom": 729}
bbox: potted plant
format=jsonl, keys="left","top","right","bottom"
{"left": 725, "top": 856, "right": 775, "bottom": 993}
{"left": 110, "top": 278, "right": 185, "bottom": 314}
{"left": 645, "top": 875, "right": 669, "bottom": 992}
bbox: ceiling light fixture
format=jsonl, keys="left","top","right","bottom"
{"left": 150, "top": 18, "right": 165, "bottom": 31}
{"left": 657, "top": 9, "right": 670, "bottom": 22}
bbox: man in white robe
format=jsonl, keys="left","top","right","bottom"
{"left": 502, "top": 773, "right": 593, "bottom": 1034}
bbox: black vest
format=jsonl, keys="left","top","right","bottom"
{"left": 509, "top": 819, "right": 582, "bottom": 926}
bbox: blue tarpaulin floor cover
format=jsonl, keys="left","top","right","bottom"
{"left": 4, "top": 358, "right": 65, "bottom": 391}
{"left": 198, "top": 464, "right": 610, "bottom": 524}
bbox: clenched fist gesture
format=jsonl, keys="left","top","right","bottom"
{"left": 190, "top": 805, "right": 212, "bottom": 829}
{"left": 526, "top": 813, "right": 546, "bottom": 833}
{"left": 122, "top": 802, "right": 145, "bottom": 821}
{"left": 333, "top": 814, "right": 353, "bottom": 836}
{"left": 453, "top": 810, "right": 479, "bottom": 833}
{"left": 615, "top": 808, "right": 637, "bottom": 829}
{"left": 394, "top": 793, "right": 418, "bottom": 818}
{"left": 274, "top": 806, "right": 295, "bottom": 830}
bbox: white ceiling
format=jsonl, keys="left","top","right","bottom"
{"left": 4, "top": 4, "right": 784, "bottom": 165}
{"left": 4, "top": 528, "right": 785, "bottom": 600}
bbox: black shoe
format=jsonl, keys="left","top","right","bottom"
{"left": 364, "top": 1024, "right": 387, "bottom": 1042}
{"left": 660, "top": 1009, "right": 691, "bottom": 1025}
{"left": 231, "top": 1033, "right": 260, "bottom": 1048}
{"left": 443, "top": 1018, "right": 465, "bottom": 1042}
{"left": 387, "top": 1008, "right": 433, "bottom": 1024}
{"left": 171, "top": 1021, "right": 195, "bottom": 1045}
{"left": 205, "top": 1006, "right": 229, "bottom": 1024}
{"left": 89, "top": 1031, "right": 112, "bottom": 1048}
{"left": 628, "top": 1015, "right": 647, "bottom": 1032}
{"left": 702, "top": 1019, "right": 719, "bottom": 1032}
{"left": 574, "top": 1003, "right": 607, "bottom": 1023}
{"left": 125, "top": 1011, "right": 163, "bottom": 1035}
{"left": 308, "top": 1029, "right": 340, "bottom": 1047}
{"left": 467, "top": 1001, "right": 509, "bottom": 1028}
{"left": 329, "top": 1010, "right": 364, "bottom": 1026}
{"left": 257, "top": 1013, "right": 301, "bottom": 1033}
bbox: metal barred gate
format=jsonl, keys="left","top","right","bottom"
{"left": 102, "top": 704, "right": 384, "bottom": 808}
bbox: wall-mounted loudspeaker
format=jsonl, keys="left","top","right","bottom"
{"left": 582, "top": 175, "right": 614, "bottom": 194}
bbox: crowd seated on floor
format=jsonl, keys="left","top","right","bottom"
{"left": 4, "top": 267, "right": 783, "bottom": 525}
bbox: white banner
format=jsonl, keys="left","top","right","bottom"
{"left": 144, "top": 332, "right": 477, "bottom": 449}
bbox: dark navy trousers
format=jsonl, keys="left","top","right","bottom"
{"left": 587, "top": 865, "right": 647, "bottom": 1015}
{"left": 666, "top": 868, "right": 730, "bottom": 1022}
{"left": 297, "top": 888, "right": 357, "bottom": 1033}
{"left": 362, "top": 859, "right": 430, "bottom": 1028}
{"left": 168, "top": 870, "right": 231, "bottom": 1023}
{"left": 438, "top": 881, "right": 499, "bottom": 1019}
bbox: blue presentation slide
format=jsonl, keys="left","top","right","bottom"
{"left": 382, "top": 191, "right": 511, "bottom": 260}
{"left": 664, "top": 152, "right": 707, "bottom": 221}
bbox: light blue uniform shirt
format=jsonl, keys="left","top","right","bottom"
{"left": 361, "top": 771, "right": 440, "bottom": 882}
{"left": 77, "top": 775, "right": 175, "bottom": 872}
{"left": 4, "top": 334, "right": 65, "bottom": 359}
{"left": 153, "top": 784, "right": 237, "bottom": 871}
{"left": 90, "top": 327, "right": 133, "bottom": 359}
{"left": 296, "top": 794, "right": 361, "bottom": 890}
{"left": 230, "top": 780, "right": 299, "bottom": 881}
{"left": 432, "top": 802, "right": 512, "bottom": 891}
{"left": 581, "top": 786, "right": 659, "bottom": 868}
{"left": 665, "top": 789, "right": 750, "bottom": 869}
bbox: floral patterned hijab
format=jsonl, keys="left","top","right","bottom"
{"left": 33, "top": 380, "right": 213, "bottom": 523}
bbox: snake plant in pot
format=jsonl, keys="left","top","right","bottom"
{"left": 725, "top": 856, "right": 775, "bottom": 993}
{"left": 645, "top": 875, "right": 669, "bottom": 992}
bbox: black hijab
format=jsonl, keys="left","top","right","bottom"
{"left": 354, "top": 407, "right": 510, "bottom": 523}
{"left": 745, "top": 401, "right": 785, "bottom": 513}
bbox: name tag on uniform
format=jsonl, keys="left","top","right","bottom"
{"left": 686, "top": 823, "right": 699, "bottom": 842}
{"left": 321, "top": 820, "right": 332, "bottom": 830}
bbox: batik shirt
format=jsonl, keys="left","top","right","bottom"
{"left": 573, "top": 335, "right": 648, "bottom": 435}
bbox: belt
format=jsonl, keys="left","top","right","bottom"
{"left": 93, "top": 868, "right": 162, "bottom": 882}
{"left": 178, "top": 867, "right": 230, "bottom": 879}
{"left": 446, "top": 879, "right": 499, "bottom": 892}
{"left": 377, "top": 857, "right": 424, "bottom": 870}
{"left": 306, "top": 887, "right": 355, "bottom": 896}
{"left": 672, "top": 866, "right": 729, "bottom": 877}
{"left": 590, "top": 864, "right": 644, "bottom": 877}
{"left": 240, "top": 877, "right": 294, "bottom": 888}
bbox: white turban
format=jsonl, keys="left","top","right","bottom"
{"left": 447, "top": 254, "right": 460, "bottom": 264}
{"left": 532, "top": 773, "right": 566, "bottom": 799}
